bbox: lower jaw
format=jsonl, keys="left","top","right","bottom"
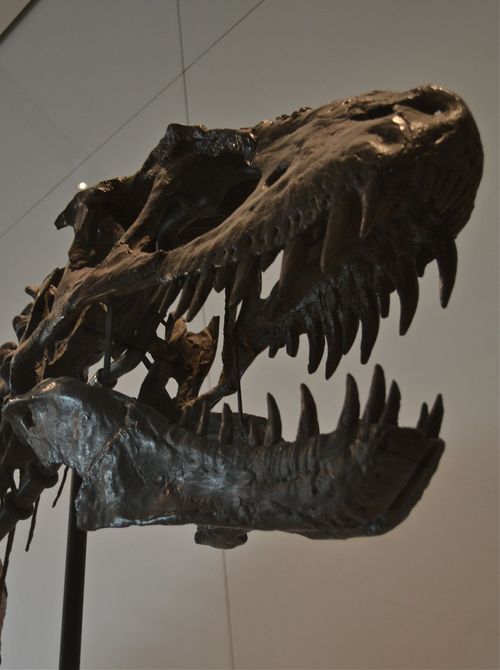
{"left": 4, "top": 367, "right": 444, "bottom": 549}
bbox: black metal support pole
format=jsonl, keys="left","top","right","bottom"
{"left": 59, "top": 471, "right": 87, "bottom": 670}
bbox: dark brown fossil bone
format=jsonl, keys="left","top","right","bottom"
{"left": 0, "top": 85, "right": 483, "bottom": 552}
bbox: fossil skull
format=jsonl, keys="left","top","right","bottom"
{"left": 1, "top": 85, "right": 483, "bottom": 549}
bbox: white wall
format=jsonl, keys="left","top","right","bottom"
{"left": 0, "top": 1, "right": 498, "bottom": 668}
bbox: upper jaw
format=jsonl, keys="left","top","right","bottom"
{"left": 7, "top": 86, "right": 483, "bottom": 415}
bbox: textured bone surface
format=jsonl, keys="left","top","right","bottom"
{"left": 0, "top": 85, "right": 483, "bottom": 549}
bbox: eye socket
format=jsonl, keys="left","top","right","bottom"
{"left": 156, "top": 166, "right": 261, "bottom": 251}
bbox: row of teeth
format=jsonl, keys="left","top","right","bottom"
{"left": 178, "top": 365, "right": 443, "bottom": 447}
{"left": 268, "top": 232, "right": 457, "bottom": 378}
{"left": 158, "top": 226, "right": 458, "bottom": 379}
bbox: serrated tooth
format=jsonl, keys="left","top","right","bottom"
{"left": 320, "top": 193, "right": 361, "bottom": 273}
{"left": 196, "top": 400, "right": 210, "bottom": 437}
{"left": 248, "top": 418, "right": 263, "bottom": 446}
{"left": 379, "top": 380, "right": 401, "bottom": 425}
{"left": 260, "top": 248, "right": 280, "bottom": 272}
{"left": 416, "top": 402, "right": 429, "bottom": 432}
{"left": 376, "top": 273, "right": 393, "bottom": 318}
{"left": 162, "top": 313, "right": 176, "bottom": 342}
{"left": 263, "top": 393, "right": 282, "bottom": 446}
{"left": 174, "top": 274, "right": 199, "bottom": 319}
{"left": 159, "top": 278, "right": 183, "bottom": 315}
{"left": 425, "top": 395, "right": 444, "bottom": 438}
{"left": 218, "top": 403, "right": 233, "bottom": 444}
{"left": 268, "top": 342, "right": 280, "bottom": 359}
{"left": 286, "top": 328, "right": 300, "bottom": 357}
{"left": 394, "top": 263, "right": 419, "bottom": 335}
{"left": 196, "top": 400, "right": 210, "bottom": 436}
{"left": 324, "top": 311, "right": 342, "bottom": 379}
{"left": 214, "top": 265, "right": 235, "bottom": 293}
{"left": 305, "top": 311, "right": 325, "bottom": 373}
{"left": 359, "top": 178, "right": 381, "bottom": 238}
{"left": 340, "top": 306, "right": 359, "bottom": 355}
{"left": 360, "top": 313, "right": 379, "bottom": 364}
{"left": 186, "top": 267, "right": 215, "bottom": 322}
{"left": 435, "top": 239, "right": 457, "bottom": 308}
{"left": 378, "top": 289, "right": 390, "bottom": 318}
{"left": 229, "top": 256, "right": 260, "bottom": 309}
{"left": 359, "top": 288, "right": 380, "bottom": 364}
{"left": 297, "top": 384, "right": 320, "bottom": 439}
{"left": 337, "top": 374, "right": 360, "bottom": 428}
{"left": 239, "top": 268, "right": 262, "bottom": 318}
{"left": 362, "top": 365, "right": 386, "bottom": 424}
{"left": 279, "top": 235, "right": 308, "bottom": 299}
{"left": 179, "top": 405, "right": 192, "bottom": 428}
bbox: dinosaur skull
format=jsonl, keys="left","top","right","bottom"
{"left": 2, "top": 85, "right": 483, "bottom": 548}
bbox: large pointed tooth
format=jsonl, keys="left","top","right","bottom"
{"left": 324, "top": 312, "right": 342, "bottom": 379}
{"left": 297, "top": 384, "right": 320, "bottom": 439}
{"left": 425, "top": 394, "right": 444, "bottom": 438}
{"left": 359, "top": 178, "right": 381, "bottom": 238}
{"left": 360, "top": 315, "right": 379, "bottom": 364}
{"left": 248, "top": 418, "right": 264, "bottom": 447}
{"left": 379, "top": 380, "right": 401, "bottom": 425}
{"left": 214, "top": 265, "right": 235, "bottom": 293}
{"left": 186, "top": 267, "right": 215, "bottom": 322}
{"left": 337, "top": 374, "right": 360, "bottom": 428}
{"left": 376, "top": 274, "right": 393, "bottom": 319}
{"left": 435, "top": 239, "right": 457, "bottom": 308}
{"left": 394, "top": 263, "right": 419, "bottom": 335}
{"left": 416, "top": 402, "right": 429, "bottom": 432}
{"left": 174, "top": 274, "right": 199, "bottom": 319}
{"left": 362, "top": 365, "right": 386, "bottom": 424}
{"left": 320, "top": 194, "right": 361, "bottom": 273}
{"left": 306, "top": 316, "right": 325, "bottom": 373}
{"left": 229, "top": 256, "right": 259, "bottom": 309}
{"left": 260, "top": 248, "right": 280, "bottom": 272}
{"left": 340, "top": 307, "right": 359, "bottom": 355}
{"left": 218, "top": 403, "right": 233, "bottom": 444}
{"left": 178, "top": 405, "right": 192, "bottom": 428}
{"left": 263, "top": 393, "right": 282, "bottom": 446}
{"left": 378, "top": 289, "right": 390, "bottom": 319}
{"left": 279, "top": 235, "right": 308, "bottom": 298}
{"left": 268, "top": 342, "right": 280, "bottom": 359}
{"left": 286, "top": 328, "right": 300, "bottom": 357}
{"left": 162, "top": 313, "right": 176, "bottom": 341}
{"left": 159, "top": 278, "right": 183, "bottom": 315}
{"left": 360, "top": 289, "right": 380, "bottom": 364}
{"left": 196, "top": 400, "right": 210, "bottom": 436}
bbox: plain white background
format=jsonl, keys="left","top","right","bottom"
{"left": 0, "top": 1, "right": 498, "bottom": 668}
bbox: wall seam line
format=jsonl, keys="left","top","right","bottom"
{"left": 0, "top": 0, "right": 266, "bottom": 243}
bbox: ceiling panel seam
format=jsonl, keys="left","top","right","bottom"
{"left": 182, "top": 0, "right": 266, "bottom": 71}
{"left": 0, "top": 1, "right": 266, "bottom": 244}
{"left": 0, "top": 63, "right": 79, "bottom": 153}
{"left": 177, "top": 0, "right": 191, "bottom": 125}
{"left": 0, "top": 68, "right": 183, "bottom": 243}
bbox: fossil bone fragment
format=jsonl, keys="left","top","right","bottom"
{"left": 0, "top": 85, "right": 483, "bottom": 552}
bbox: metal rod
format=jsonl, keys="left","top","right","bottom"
{"left": 59, "top": 471, "right": 87, "bottom": 670}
